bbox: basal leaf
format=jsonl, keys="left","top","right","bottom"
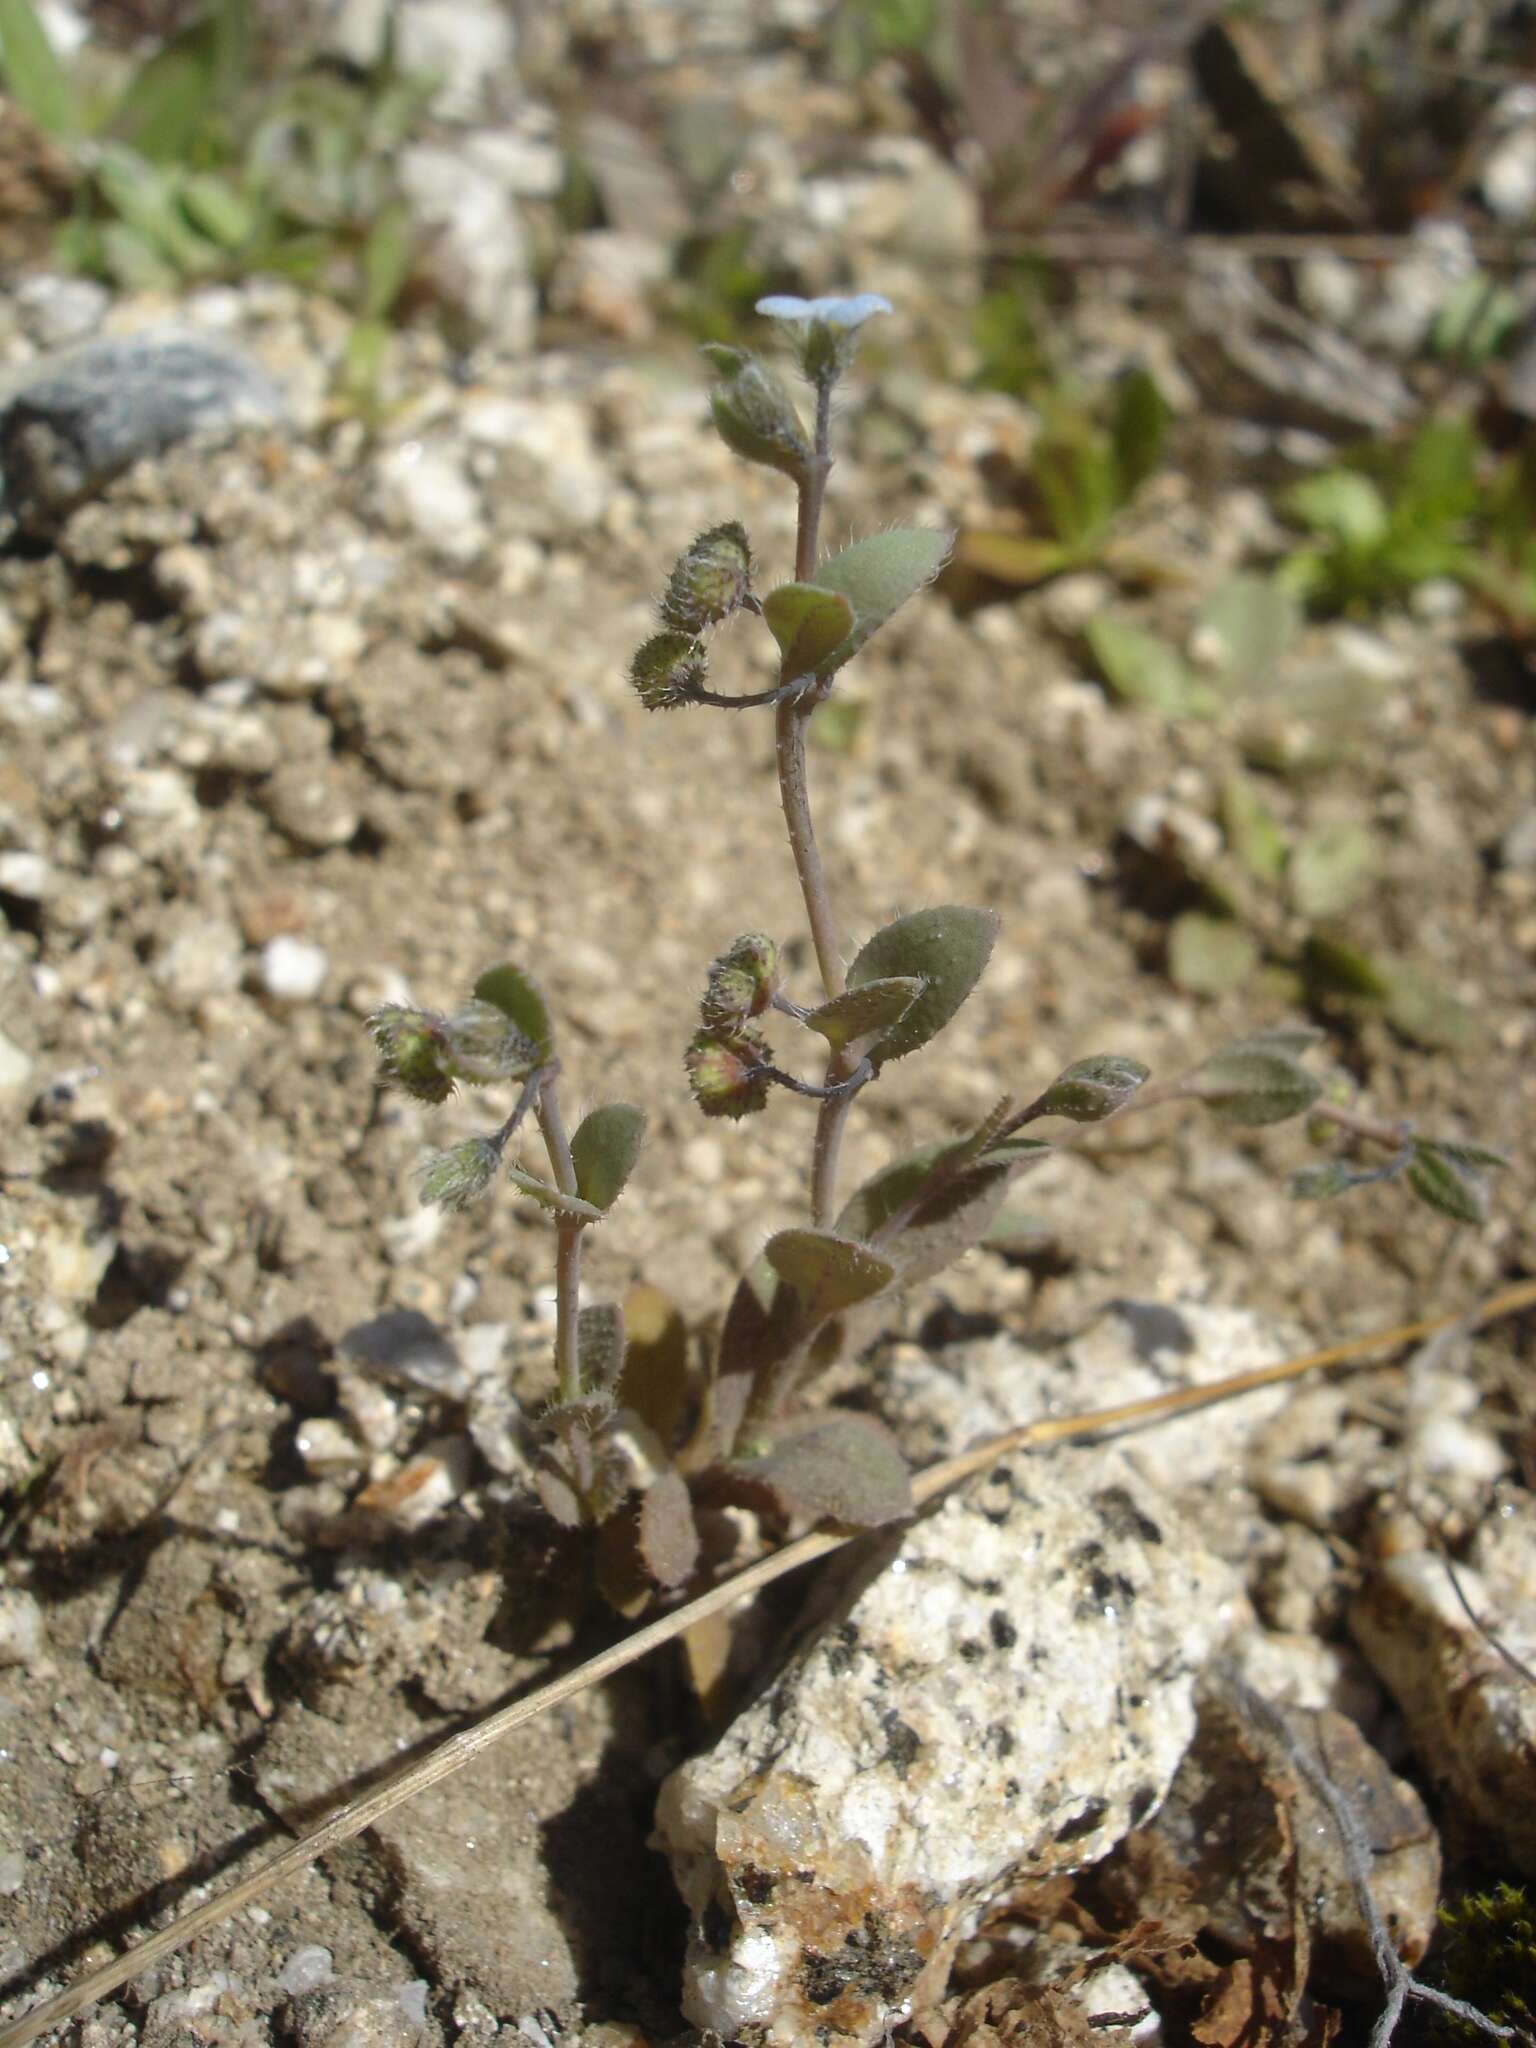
{"left": 847, "top": 905, "right": 998, "bottom": 1066}
{"left": 802, "top": 975, "right": 923, "bottom": 1051}
{"left": 1167, "top": 912, "right": 1260, "bottom": 995}
{"left": 1110, "top": 366, "right": 1169, "bottom": 498}
{"left": 637, "top": 1467, "right": 700, "bottom": 1588}
{"left": 473, "top": 963, "right": 554, "bottom": 1060}
{"left": 764, "top": 1229, "right": 896, "bottom": 1318}
{"left": 1220, "top": 775, "right": 1288, "bottom": 883}
{"left": 812, "top": 528, "right": 951, "bottom": 675}
{"left": 732, "top": 1412, "right": 912, "bottom": 1529}
{"left": 952, "top": 530, "right": 1074, "bottom": 586}
{"left": 1287, "top": 821, "right": 1376, "bottom": 919}
{"left": 0, "top": 0, "right": 77, "bottom": 137}
{"left": 570, "top": 1103, "right": 646, "bottom": 1212}
{"left": 616, "top": 1283, "right": 690, "bottom": 1447}
{"left": 762, "top": 581, "right": 854, "bottom": 679}
{"left": 1087, "top": 616, "right": 1205, "bottom": 718}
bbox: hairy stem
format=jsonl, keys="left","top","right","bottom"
{"left": 810, "top": 1050, "right": 863, "bottom": 1226}
{"left": 535, "top": 1075, "right": 585, "bottom": 1407}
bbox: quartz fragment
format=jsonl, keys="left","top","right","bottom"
{"left": 656, "top": 1448, "right": 1239, "bottom": 2047}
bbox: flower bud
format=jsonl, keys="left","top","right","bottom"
{"left": 445, "top": 999, "right": 539, "bottom": 1084}
{"left": 630, "top": 632, "right": 707, "bottom": 711}
{"left": 418, "top": 1136, "right": 501, "bottom": 1210}
{"left": 659, "top": 521, "right": 754, "bottom": 634}
{"left": 701, "top": 932, "right": 780, "bottom": 1027}
{"left": 369, "top": 1004, "right": 458, "bottom": 1103}
{"left": 685, "top": 1027, "right": 770, "bottom": 1120}
{"left": 702, "top": 345, "right": 810, "bottom": 482}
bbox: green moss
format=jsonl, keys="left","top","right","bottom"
{"left": 1429, "top": 1883, "right": 1536, "bottom": 2039}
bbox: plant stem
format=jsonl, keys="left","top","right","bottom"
{"left": 779, "top": 374, "right": 855, "bottom": 1223}
{"left": 1310, "top": 1098, "right": 1410, "bottom": 1149}
{"left": 535, "top": 1073, "right": 585, "bottom": 1406}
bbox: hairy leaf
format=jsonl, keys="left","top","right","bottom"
{"left": 848, "top": 905, "right": 998, "bottom": 1066}
{"left": 711, "top": 1259, "right": 799, "bottom": 1454}
{"left": 531, "top": 1462, "right": 582, "bottom": 1529}
{"left": 762, "top": 581, "right": 855, "bottom": 679}
{"left": 812, "top": 529, "right": 952, "bottom": 675}
{"left": 802, "top": 975, "right": 923, "bottom": 1051}
{"left": 732, "top": 1412, "right": 912, "bottom": 1528}
{"left": 764, "top": 1229, "right": 896, "bottom": 1318}
{"left": 637, "top": 1467, "right": 701, "bottom": 1588}
{"left": 1189, "top": 1043, "right": 1321, "bottom": 1126}
{"left": 474, "top": 963, "right": 554, "bottom": 1061}
{"left": 1036, "top": 1052, "right": 1149, "bottom": 1122}
{"left": 1407, "top": 1140, "right": 1492, "bottom": 1225}
{"left": 836, "top": 1135, "right": 1042, "bottom": 1294}
{"left": 505, "top": 1167, "right": 604, "bottom": 1223}
{"left": 570, "top": 1103, "right": 646, "bottom": 1212}
{"left": 576, "top": 1303, "right": 626, "bottom": 1398}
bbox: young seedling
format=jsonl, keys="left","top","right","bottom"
{"left": 369, "top": 293, "right": 1507, "bottom": 1608}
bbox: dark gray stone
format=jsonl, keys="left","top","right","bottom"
{"left": 0, "top": 332, "right": 287, "bottom": 532}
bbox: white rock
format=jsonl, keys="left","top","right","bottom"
{"left": 294, "top": 1417, "right": 366, "bottom": 1477}
{"left": 13, "top": 273, "right": 110, "bottom": 350}
{"left": 1352, "top": 1491, "right": 1536, "bottom": 1874}
{"left": 152, "top": 911, "right": 244, "bottom": 1006}
{"left": 1483, "top": 120, "right": 1536, "bottom": 222}
{"left": 656, "top": 1449, "right": 1238, "bottom": 2046}
{"left": 278, "top": 1944, "right": 334, "bottom": 1996}
{"left": 396, "top": 145, "right": 536, "bottom": 348}
{"left": 0, "top": 1027, "right": 33, "bottom": 1104}
{"left": 373, "top": 438, "right": 488, "bottom": 564}
{"left": 0, "top": 850, "right": 56, "bottom": 900}
{"left": 0, "top": 1588, "right": 45, "bottom": 1669}
{"left": 261, "top": 935, "right": 329, "bottom": 1003}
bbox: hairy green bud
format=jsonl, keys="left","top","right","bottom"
{"left": 701, "top": 932, "right": 781, "bottom": 1028}
{"left": 659, "top": 521, "right": 754, "bottom": 635}
{"left": 369, "top": 1004, "right": 458, "bottom": 1103}
{"left": 418, "top": 1136, "right": 501, "bottom": 1210}
{"left": 702, "top": 345, "right": 810, "bottom": 482}
{"left": 630, "top": 632, "right": 706, "bottom": 711}
{"left": 445, "top": 999, "right": 540, "bottom": 1084}
{"left": 685, "top": 1027, "right": 771, "bottom": 1120}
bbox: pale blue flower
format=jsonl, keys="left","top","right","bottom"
{"left": 756, "top": 293, "right": 894, "bottom": 330}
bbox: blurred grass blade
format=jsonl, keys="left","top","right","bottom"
{"left": 0, "top": 0, "right": 79, "bottom": 139}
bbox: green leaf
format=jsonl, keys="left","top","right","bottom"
{"left": 1426, "top": 1139, "right": 1509, "bottom": 1171}
{"left": 1167, "top": 912, "right": 1260, "bottom": 995}
{"left": 1189, "top": 1042, "right": 1322, "bottom": 1126}
{"left": 1379, "top": 962, "right": 1470, "bottom": 1050}
{"left": 576, "top": 1302, "right": 626, "bottom": 1397}
{"left": 763, "top": 1229, "right": 896, "bottom": 1319}
{"left": 360, "top": 199, "right": 412, "bottom": 319}
{"left": 952, "top": 530, "right": 1074, "bottom": 586}
{"left": 836, "top": 1131, "right": 1043, "bottom": 1294}
{"left": 473, "top": 964, "right": 554, "bottom": 1061}
{"left": 1397, "top": 415, "right": 1480, "bottom": 529}
{"left": 1221, "top": 775, "right": 1288, "bottom": 883}
{"left": 847, "top": 905, "right": 998, "bottom": 1067}
{"left": 1036, "top": 1052, "right": 1150, "bottom": 1122}
{"left": 811, "top": 528, "right": 952, "bottom": 675}
{"left": 1110, "top": 367, "right": 1168, "bottom": 499}
{"left": 732, "top": 1412, "right": 912, "bottom": 1529}
{"left": 1431, "top": 275, "right": 1520, "bottom": 364}
{"left": 762, "top": 581, "right": 855, "bottom": 678}
{"left": 94, "top": 145, "right": 219, "bottom": 272}
{"left": 1087, "top": 616, "right": 1209, "bottom": 718}
{"left": 1197, "top": 576, "right": 1299, "bottom": 683}
{"left": 802, "top": 976, "right": 923, "bottom": 1051}
{"left": 1287, "top": 820, "right": 1376, "bottom": 918}
{"left": 570, "top": 1103, "right": 646, "bottom": 1212}
{"left": 0, "top": 0, "right": 77, "bottom": 137}
{"left": 1304, "top": 932, "right": 1393, "bottom": 1002}
{"left": 505, "top": 1167, "right": 604, "bottom": 1223}
{"left": 179, "top": 171, "right": 257, "bottom": 249}
{"left": 1406, "top": 1140, "right": 1488, "bottom": 1226}
{"left": 1289, "top": 1161, "right": 1357, "bottom": 1201}
{"left": 1286, "top": 471, "right": 1390, "bottom": 551}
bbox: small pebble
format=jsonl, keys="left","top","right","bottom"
{"left": 279, "top": 1945, "right": 335, "bottom": 1996}
{"left": 262, "top": 935, "right": 329, "bottom": 1002}
{"left": 0, "top": 1588, "right": 46, "bottom": 1669}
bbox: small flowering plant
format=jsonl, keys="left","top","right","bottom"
{"left": 368, "top": 293, "right": 1507, "bottom": 1604}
